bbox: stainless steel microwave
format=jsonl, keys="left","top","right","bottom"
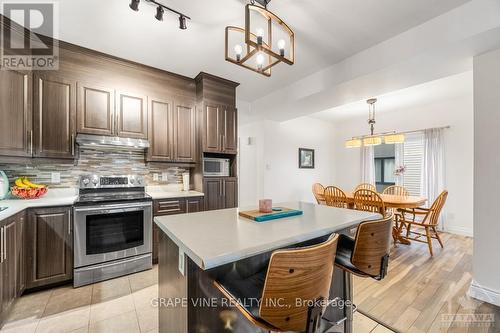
{"left": 203, "top": 158, "right": 230, "bottom": 177}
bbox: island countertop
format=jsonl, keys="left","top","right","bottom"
{"left": 154, "top": 201, "right": 379, "bottom": 270}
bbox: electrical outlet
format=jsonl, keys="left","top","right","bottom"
{"left": 51, "top": 172, "right": 60, "bottom": 184}
{"left": 153, "top": 173, "right": 159, "bottom": 181}
{"left": 162, "top": 172, "right": 169, "bottom": 182}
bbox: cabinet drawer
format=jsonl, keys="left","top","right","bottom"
{"left": 154, "top": 199, "right": 187, "bottom": 216}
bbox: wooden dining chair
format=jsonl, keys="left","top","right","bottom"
{"left": 354, "top": 183, "right": 376, "bottom": 192}
{"left": 396, "top": 190, "right": 448, "bottom": 256}
{"left": 382, "top": 185, "right": 410, "bottom": 197}
{"left": 353, "top": 189, "right": 386, "bottom": 217}
{"left": 324, "top": 186, "right": 348, "bottom": 208}
{"left": 214, "top": 234, "right": 339, "bottom": 333}
{"left": 312, "top": 183, "right": 326, "bottom": 204}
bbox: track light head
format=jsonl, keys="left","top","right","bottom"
{"left": 155, "top": 6, "right": 164, "bottom": 21}
{"left": 129, "top": 0, "right": 140, "bottom": 11}
{"left": 179, "top": 15, "right": 187, "bottom": 30}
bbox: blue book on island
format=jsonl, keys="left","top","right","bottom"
{"left": 239, "top": 207, "right": 304, "bottom": 222}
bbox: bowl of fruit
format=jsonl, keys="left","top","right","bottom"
{"left": 11, "top": 177, "right": 48, "bottom": 200}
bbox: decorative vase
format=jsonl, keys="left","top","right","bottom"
{"left": 0, "top": 171, "right": 9, "bottom": 200}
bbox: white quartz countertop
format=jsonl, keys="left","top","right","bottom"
{"left": 0, "top": 186, "right": 204, "bottom": 222}
{"left": 154, "top": 201, "right": 379, "bottom": 270}
{"left": 0, "top": 188, "right": 78, "bottom": 221}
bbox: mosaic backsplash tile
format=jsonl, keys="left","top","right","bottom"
{"left": 0, "top": 146, "right": 189, "bottom": 188}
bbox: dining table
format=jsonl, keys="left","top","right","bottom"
{"left": 322, "top": 192, "right": 427, "bottom": 244}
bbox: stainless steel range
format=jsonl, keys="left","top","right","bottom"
{"left": 73, "top": 174, "right": 152, "bottom": 287}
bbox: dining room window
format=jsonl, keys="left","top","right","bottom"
{"left": 374, "top": 144, "right": 396, "bottom": 192}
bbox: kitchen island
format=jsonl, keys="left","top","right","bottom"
{"left": 154, "top": 202, "right": 379, "bottom": 333}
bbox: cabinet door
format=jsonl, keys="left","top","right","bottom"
{"left": 223, "top": 178, "right": 238, "bottom": 209}
{"left": 77, "top": 82, "right": 115, "bottom": 136}
{"left": 186, "top": 197, "right": 204, "bottom": 213}
{"left": 203, "top": 104, "right": 221, "bottom": 152}
{"left": 0, "top": 70, "right": 32, "bottom": 157}
{"left": 33, "top": 74, "right": 76, "bottom": 159}
{"left": 116, "top": 91, "right": 148, "bottom": 139}
{"left": 26, "top": 207, "right": 73, "bottom": 289}
{"left": 174, "top": 99, "right": 196, "bottom": 163}
{"left": 147, "top": 97, "right": 174, "bottom": 162}
{"left": 203, "top": 178, "right": 223, "bottom": 211}
{"left": 223, "top": 106, "right": 238, "bottom": 154}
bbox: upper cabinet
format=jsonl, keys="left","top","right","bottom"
{"left": 77, "top": 82, "right": 115, "bottom": 136}
{"left": 116, "top": 91, "right": 148, "bottom": 139}
{"left": 0, "top": 70, "right": 32, "bottom": 157}
{"left": 222, "top": 106, "right": 237, "bottom": 154}
{"left": 147, "top": 97, "right": 196, "bottom": 163}
{"left": 33, "top": 73, "right": 76, "bottom": 159}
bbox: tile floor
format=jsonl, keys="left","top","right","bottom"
{"left": 1, "top": 264, "right": 393, "bottom": 333}
{"left": 0, "top": 266, "right": 159, "bottom": 333}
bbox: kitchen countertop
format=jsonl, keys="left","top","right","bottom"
{"left": 0, "top": 186, "right": 204, "bottom": 222}
{"left": 154, "top": 201, "right": 379, "bottom": 270}
{"left": 0, "top": 188, "right": 78, "bottom": 221}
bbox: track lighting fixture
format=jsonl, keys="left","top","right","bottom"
{"left": 129, "top": 0, "right": 191, "bottom": 30}
{"left": 129, "top": 0, "right": 140, "bottom": 11}
{"left": 155, "top": 6, "right": 164, "bottom": 21}
{"left": 179, "top": 15, "right": 187, "bottom": 30}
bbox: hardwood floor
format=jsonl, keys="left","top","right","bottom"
{"left": 354, "top": 233, "right": 500, "bottom": 333}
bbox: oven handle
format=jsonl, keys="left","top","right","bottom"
{"left": 74, "top": 202, "right": 152, "bottom": 213}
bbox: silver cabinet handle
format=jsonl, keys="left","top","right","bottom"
{"left": 68, "top": 210, "right": 72, "bottom": 235}
{"left": 71, "top": 134, "right": 75, "bottom": 156}
{"left": 2, "top": 226, "right": 5, "bottom": 262}
{"left": 30, "top": 130, "right": 33, "bottom": 156}
{"left": 0, "top": 227, "right": 4, "bottom": 263}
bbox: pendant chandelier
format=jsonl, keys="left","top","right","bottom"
{"left": 225, "top": 0, "right": 295, "bottom": 77}
{"left": 345, "top": 98, "right": 406, "bottom": 148}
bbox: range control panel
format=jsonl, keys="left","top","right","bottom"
{"left": 79, "top": 175, "right": 145, "bottom": 189}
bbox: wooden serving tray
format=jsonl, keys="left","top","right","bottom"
{"left": 239, "top": 207, "right": 303, "bottom": 222}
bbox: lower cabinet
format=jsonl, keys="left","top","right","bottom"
{"left": 152, "top": 196, "right": 204, "bottom": 264}
{"left": 25, "top": 207, "right": 73, "bottom": 290}
{"left": 203, "top": 177, "right": 238, "bottom": 211}
{"left": 0, "top": 212, "right": 24, "bottom": 324}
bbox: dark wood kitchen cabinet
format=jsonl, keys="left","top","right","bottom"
{"left": 116, "top": 91, "right": 148, "bottom": 139}
{"left": 147, "top": 97, "right": 196, "bottom": 163}
{"left": 202, "top": 103, "right": 237, "bottom": 154}
{"left": 33, "top": 74, "right": 76, "bottom": 159}
{"left": 0, "top": 70, "right": 32, "bottom": 158}
{"left": 203, "top": 177, "right": 238, "bottom": 211}
{"left": 25, "top": 206, "right": 73, "bottom": 289}
{"left": 77, "top": 82, "right": 115, "bottom": 136}
{"left": 0, "top": 212, "right": 24, "bottom": 324}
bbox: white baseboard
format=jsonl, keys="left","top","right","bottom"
{"left": 468, "top": 281, "right": 500, "bottom": 306}
{"left": 444, "top": 226, "right": 473, "bottom": 237}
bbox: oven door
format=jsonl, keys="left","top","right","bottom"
{"left": 73, "top": 201, "right": 152, "bottom": 268}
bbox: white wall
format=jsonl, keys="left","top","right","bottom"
{"left": 469, "top": 48, "right": 500, "bottom": 306}
{"left": 332, "top": 92, "right": 474, "bottom": 236}
{"left": 238, "top": 115, "right": 335, "bottom": 206}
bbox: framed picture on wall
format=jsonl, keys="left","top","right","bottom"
{"left": 298, "top": 148, "right": 315, "bottom": 169}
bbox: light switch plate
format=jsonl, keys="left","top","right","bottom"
{"left": 51, "top": 172, "right": 61, "bottom": 184}
{"left": 161, "top": 172, "right": 169, "bottom": 182}
{"left": 153, "top": 173, "right": 159, "bottom": 181}
{"left": 178, "top": 249, "right": 185, "bottom": 276}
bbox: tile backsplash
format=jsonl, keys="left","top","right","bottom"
{"left": 0, "top": 146, "right": 188, "bottom": 188}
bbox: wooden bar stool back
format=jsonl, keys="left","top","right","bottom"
{"left": 215, "top": 234, "right": 340, "bottom": 333}
{"left": 354, "top": 183, "right": 376, "bottom": 192}
{"left": 312, "top": 183, "right": 326, "bottom": 204}
{"left": 353, "top": 189, "right": 386, "bottom": 217}
{"left": 324, "top": 186, "right": 348, "bottom": 208}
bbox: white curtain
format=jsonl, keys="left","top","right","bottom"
{"left": 421, "top": 128, "right": 446, "bottom": 227}
{"left": 394, "top": 143, "right": 405, "bottom": 186}
{"left": 360, "top": 146, "right": 375, "bottom": 185}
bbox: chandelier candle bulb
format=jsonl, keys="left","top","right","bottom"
{"left": 234, "top": 44, "right": 243, "bottom": 62}
{"left": 256, "top": 27, "right": 264, "bottom": 45}
{"left": 277, "top": 39, "right": 286, "bottom": 56}
{"left": 256, "top": 53, "right": 264, "bottom": 70}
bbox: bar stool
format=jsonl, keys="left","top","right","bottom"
{"left": 214, "top": 233, "right": 339, "bottom": 333}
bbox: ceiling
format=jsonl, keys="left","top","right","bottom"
{"left": 311, "top": 71, "right": 473, "bottom": 122}
{"left": 51, "top": 0, "right": 471, "bottom": 101}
